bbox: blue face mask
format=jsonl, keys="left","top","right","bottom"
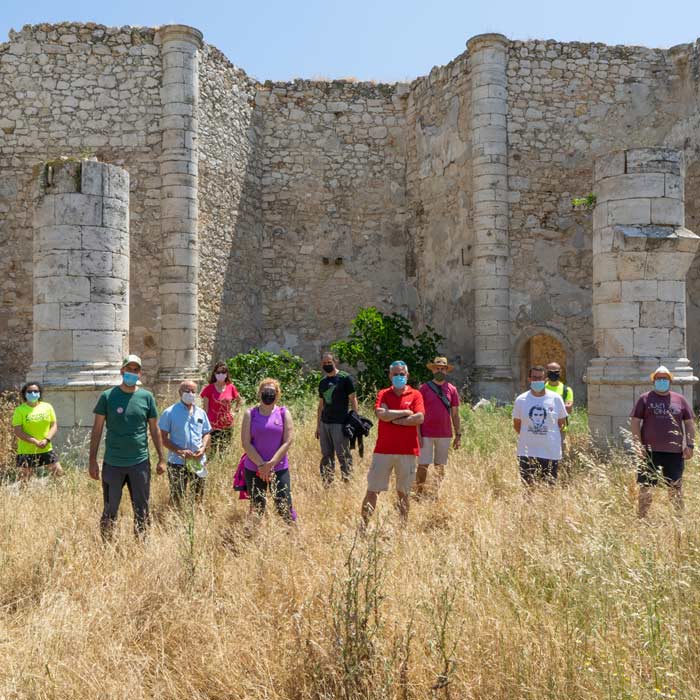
{"left": 26, "top": 391, "right": 40, "bottom": 403}
{"left": 122, "top": 372, "right": 139, "bottom": 387}
{"left": 654, "top": 378, "right": 670, "bottom": 393}
{"left": 391, "top": 374, "right": 408, "bottom": 389}
{"left": 530, "top": 380, "right": 546, "bottom": 392}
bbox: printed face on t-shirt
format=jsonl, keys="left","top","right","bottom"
{"left": 527, "top": 405, "right": 549, "bottom": 434}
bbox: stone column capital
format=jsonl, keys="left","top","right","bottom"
{"left": 158, "top": 24, "right": 203, "bottom": 49}
{"left": 466, "top": 33, "right": 509, "bottom": 53}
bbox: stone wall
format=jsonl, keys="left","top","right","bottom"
{"left": 0, "top": 23, "right": 162, "bottom": 386}
{"left": 405, "top": 52, "right": 474, "bottom": 372}
{"left": 254, "top": 80, "right": 410, "bottom": 358}
{"left": 506, "top": 39, "right": 700, "bottom": 401}
{"left": 197, "top": 45, "right": 263, "bottom": 369}
{"left": 4, "top": 22, "right": 700, "bottom": 404}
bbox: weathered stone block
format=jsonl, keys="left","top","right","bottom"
{"left": 639, "top": 301, "right": 675, "bottom": 328}
{"left": 595, "top": 302, "right": 639, "bottom": 329}
{"left": 597, "top": 174, "right": 665, "bottom": 203}
{"left": 35, "top": 276, "right": 90, "bottom": 304}
{"left": 33, "top": 303, "right": 61, "bottom": 330}
{"left": 34, "top": 330, "right": 73, "bottom": 362}
{"left": 607, "top": 199, "right": 651, "bottom": 226}
{"left": 81, "top": 226, "right": 128, "bottom": 254}
{"left": 90, "top": 277, "right": 128, "bottom": 304}
{"left": 55, "top": 193, "right": 102, "bottom": 226}
{"left": 594, "top": 281, "right": 622, "bottom": 303}
{"left": 657, "top": 280, "right": 685, "bottom": 302}
{"left": 73, "top": 331, "right": 124, "bottom": 362}
{"left": 594, "top": 151, "right": 626, "bottom": 180}
{"left": 61, "top": 302, "right": 116, "bottom": 331}
{"left": 102, "top": 198, "right": 129, "bottom": 232}
{"left": 34, "top": 252, "right": 69, "bottom": 278}
{"left": 68, "top": 251, "right": 112, "bottom": 277}
{"left": 80, "top": 160, "right": 103, "bottom": 195}
{"left": 35, "top": 225, "right": 82, "bottom": 251}
{"left": 651, "top": 197, "right": 683, "bottom": 226}
{"left": 633, "top": 328, "right": 669, "bottom": 356}
{"left": 616, "top": 253, "right": 647, "bottom": 280}
{"left": 595, "top": 328, "right": 633, "bottom": 356}
{"left": 620, "top": 280, "right": 657, "bottom": 302}
{"left": 665, "top": 174, "right": 683, "bottom": 200}
{"left": 626, "top": 148, "right": 683, "bottom": 176}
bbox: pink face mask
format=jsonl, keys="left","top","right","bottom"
{"left": 215, "top": 373, "right": 227, "bottom": 382}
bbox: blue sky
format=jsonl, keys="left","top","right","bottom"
{"left": 3, "top": 0, "right": 700, "bottom": 82}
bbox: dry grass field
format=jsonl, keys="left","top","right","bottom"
{"left": 1, "top": 401, "right": 699, "bottom": 700}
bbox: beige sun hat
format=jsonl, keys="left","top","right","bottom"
{"left": 426, "top": 356, "right": 454, "bottom": 372}
{"left": 650, "top": 365, "right": 674, "bottom": 381}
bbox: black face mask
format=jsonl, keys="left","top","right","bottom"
{"left": 547, "top": 371, "right": 560, "bottom": 381}
{"left": 261, "top": 390, "right": 276, "bottom": 405}
{"left": 322, "top": 364, "right": 335, "bottom": 374}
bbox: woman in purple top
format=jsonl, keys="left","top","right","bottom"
{"left": 241, "top": 377, "right": 295, "bottom": 521}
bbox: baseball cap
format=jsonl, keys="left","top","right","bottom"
{"left": 121, "top": 354, "right": 142, "bottom": 368}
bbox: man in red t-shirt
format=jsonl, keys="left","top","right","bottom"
{"left": 416, "top": 357, "right": 461, "bottom": 498}
{"left": 360, "top": 360, "right": 424, "bottom": 526}
{"left": 630, "top": 365, "right": 695, "bottom": 517}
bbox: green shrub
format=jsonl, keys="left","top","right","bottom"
{"left": 224, "top": 349, "right": 321, "bottom": 404}
{"left": 330, "top": 307, "right": 444, "bottom": 396}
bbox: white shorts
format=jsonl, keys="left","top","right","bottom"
{"left": 418, "top": 437, "right": 452, "bottom": 465}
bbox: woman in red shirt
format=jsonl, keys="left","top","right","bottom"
{"left": 200, "top": 362, "right": 243, "bottom": 453}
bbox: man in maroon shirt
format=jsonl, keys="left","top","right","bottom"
{"left": 630, "top": 365, "right": 695, "bottom": 517}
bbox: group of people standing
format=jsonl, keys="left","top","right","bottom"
{"left": 9, "top": 351, "right": 694, "bottom": 535}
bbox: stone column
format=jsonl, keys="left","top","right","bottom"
{"left": 468, "top": 33, "right": 512, "bottom": 400}
{"left": 586, "top": 148, "right": 700, "bottom": 444}
{"left": 157, "top": 24, "right": 202, "bottom": 385}
{"left": 29, "top": 159, "right": 130, "bottom": 446}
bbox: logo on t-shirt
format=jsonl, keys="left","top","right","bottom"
{"left": 322, "top": 385, "right": 336, "bottom": 405}
{"left": 527, "top": 404, "right": 549, "bottom": 435}
{"left": 117, "top": 407, "right": 124, "bottom": 414}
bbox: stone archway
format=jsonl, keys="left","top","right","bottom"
{"left": 513, "top": 328, "right": 572, "bottom": 393}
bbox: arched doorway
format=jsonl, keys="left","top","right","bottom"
{"left": 519, "top": 333, "right": 568, "bottom": 392}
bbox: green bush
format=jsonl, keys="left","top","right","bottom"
{"left": 330, "top": 307, "right": 444, "bottom": 396}
{"left": 224, "top": 349, "right": 321, "bottom": 404}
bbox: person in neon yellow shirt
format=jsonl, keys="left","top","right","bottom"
{"left": 545, "top": 362, "right": 573, "bottom": 454}
{"left": 12, "top": 382, "right": 63, "bottom": 480}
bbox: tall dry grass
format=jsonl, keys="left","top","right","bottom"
{"left": 1, "top": 405, "right": 699, "bottom": 699}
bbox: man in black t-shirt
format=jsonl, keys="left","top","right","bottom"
{"left": 316, "top": 352, "right": 359, "bottom": 484}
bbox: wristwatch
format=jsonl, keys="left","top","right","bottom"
{"left": 688, "top": 443, "right": 695, "bottom": 449}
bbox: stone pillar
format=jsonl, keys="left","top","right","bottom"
{"left": 586, "top": 148, "right": 700, "bottom": 444}
{"left": 157, "top": 24, "right": 202, "bottom": 385}
{"left": 468, "top": 33, "right": 512, "bottom": 400}
{"left": 29, "top": 159, "right": 130, "bottom": 446}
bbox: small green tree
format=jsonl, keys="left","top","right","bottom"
{"left": 330, "top": 307, "right": 444, "bottom": 395}
{"left": 225, "top": 349, "right": 321, "bottom": 403}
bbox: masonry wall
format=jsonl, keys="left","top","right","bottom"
{"left": 254, "top": 80, "right": 410, "bottom": 358}
{"left": 405, "top": 52, "right": 473, "bottom": 372}
{"left": 0, "top": 23, "right": 162, "bottom": 385}
{"left": 198, "top": 45, "right": 263, "bottom": 367}
{"left": 506, "top": 39, "right": 700, "bottom": 401}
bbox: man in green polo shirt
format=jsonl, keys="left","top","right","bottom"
{"left": 545, "top": 361, "right": 573, "bottom": 454}
{"left": 88, "top": 354, "right": 166, "bottom": 538}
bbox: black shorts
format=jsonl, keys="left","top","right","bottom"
{"left": 637, "top": 450, "right": 684, "bottom": 486}
{"left": 518, "top": 456, "right": 558, "bottom": 485}
{"left": 16, "top": 451, "right": 58, "bottom": 469}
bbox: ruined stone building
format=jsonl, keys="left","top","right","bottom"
{"left": 2, "top": 23, "right": 700, "bottom": 440}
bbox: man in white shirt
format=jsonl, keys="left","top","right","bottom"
{"left": 512, "top": 365, "right": 568, "bottom": 485}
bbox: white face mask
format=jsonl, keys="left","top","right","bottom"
{"left": 215, "top": 373, "right": 227, "bottom": 382}
{"left": 181, "top": 391, "right": 196, "bottom": 405}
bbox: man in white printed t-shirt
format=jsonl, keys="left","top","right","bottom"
{"left": 512, "top": 365, "right": 568, "bottom": 485}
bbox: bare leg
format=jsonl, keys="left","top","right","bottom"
{"left": 638, "top": 485, "right": 653, "bottom": 518}
{"left": 361, "top": 490, "right": 378, "bottom": 526}
{"left": 669, "top": 479, "right": 684, "bottom": 514}
{"left": 433, "top": 464, "right": 446, "bottom": 497}
{"left": 396, "top": 490, "right": 410, "bottom": 523}
{"left": 48, "top": 461, "right": 64, "bottom": 477}
{"left": 415, "top": 464, "right": 429, "bottom": 497}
